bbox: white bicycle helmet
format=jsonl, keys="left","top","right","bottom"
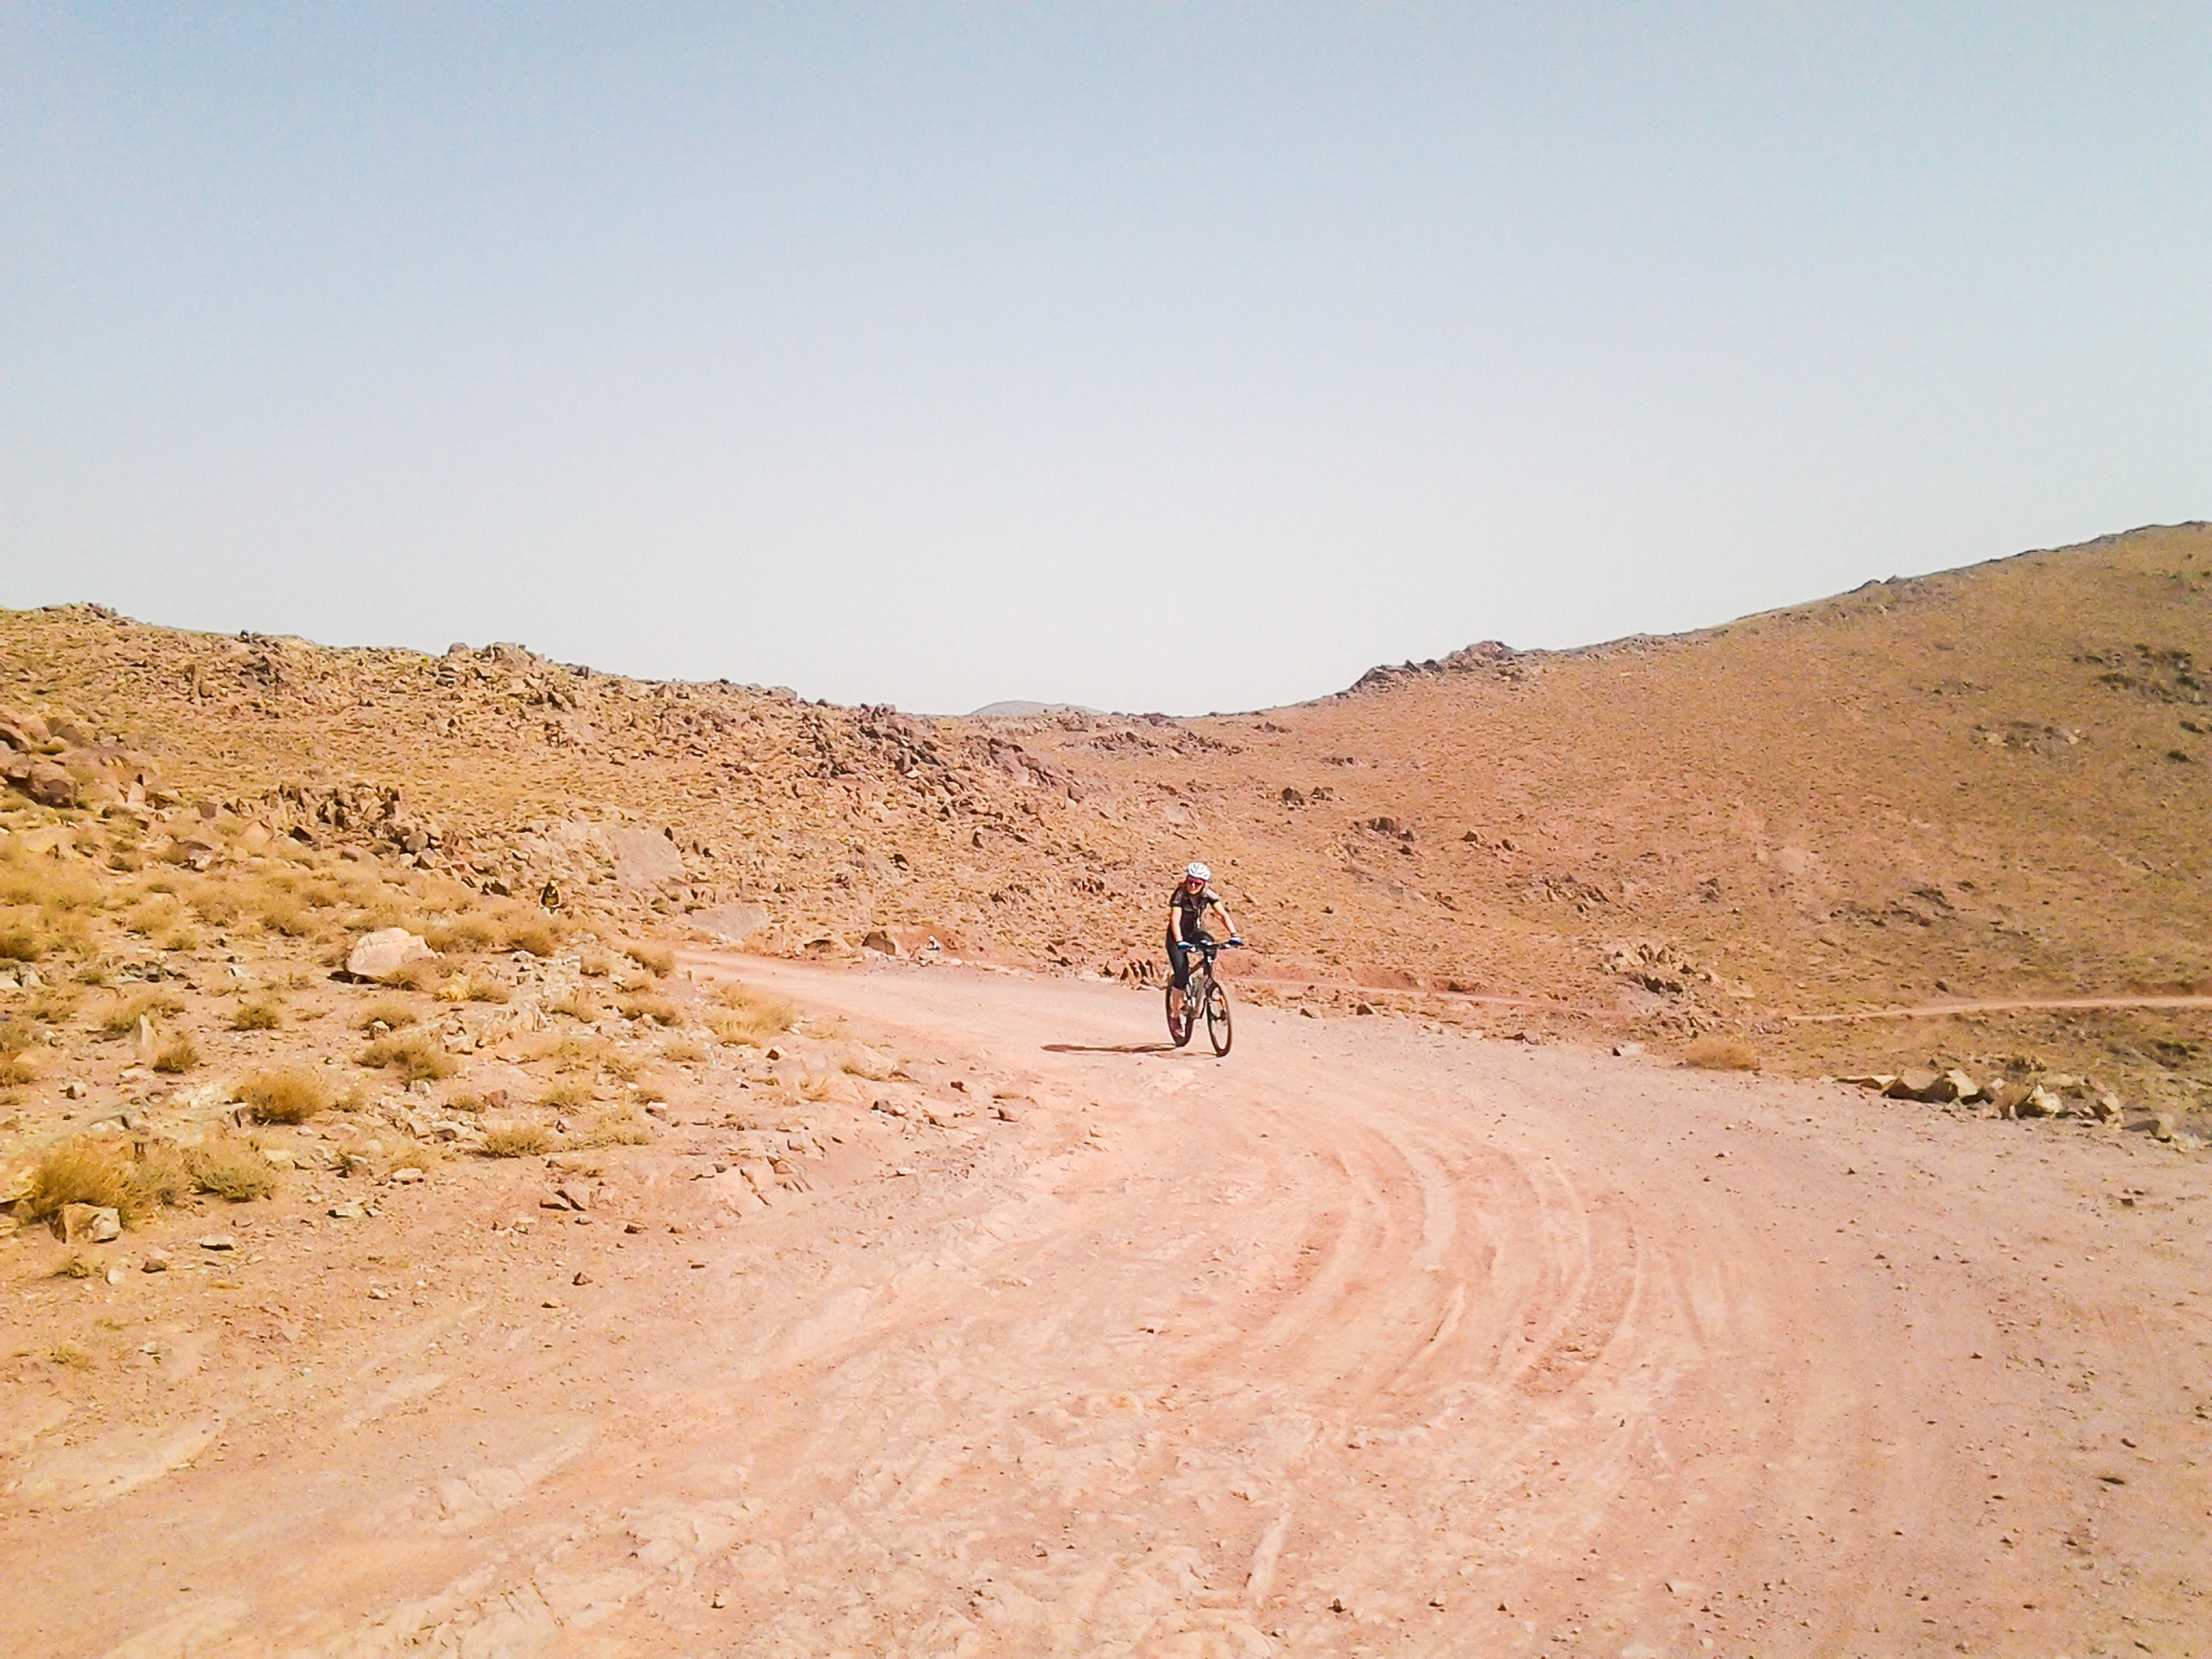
{"left": 1185, "top": 862, "right": 1211, "bottom": 881}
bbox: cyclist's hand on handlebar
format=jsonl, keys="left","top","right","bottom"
{"left": 1227, "top": 937, "right": 1244, "bottom": 947}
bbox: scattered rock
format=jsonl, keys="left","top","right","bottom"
{"left": 992, "top": 1103, "right": 1020, "bottom": 1122}
{"left": 141, "top": 1250, "right": 171, "bottom": 1273}
{"left": 328, "top": 1204, "right": 362, "bottom": 1220}
{"left": 198, "top": 1236, "right": 237, "bottom": 1251}
{"left": 2092, "top": 1093, "right": 2124, "bottom": 1122}
{"left": 1611, "top": 1041, "right": 1646, "bottom": 1058}
{"left": 555, "top": 1181, "right": 594, "bottom": 1211}
{"left": 860, "top": 929, "right": 902, "bottom": 957}
{"left": 60, "top": 1080, "right": 86, "bottom": 1100}
{"left": 345, "top": 928, "right": 439, "bottom": 982}
{"left": 2151, "top": 1113, "right": 2177, "bottom": 1142}
{"left": 572, "top": 1270, "right": 592, "bottom": 1287}
{"left": 387, "top": 1166, "right": 426, "bottom": 1185}
{"left": 58, "top": 1203, "right": 121, "bottom": 1244}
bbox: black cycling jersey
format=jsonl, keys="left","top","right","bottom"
{"left": 1169, "top": 882, "right": 1223, "bottom": 943}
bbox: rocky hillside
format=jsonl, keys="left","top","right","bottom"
{"left": 3, "top": 522, "right": 2209, "bottom": 1108}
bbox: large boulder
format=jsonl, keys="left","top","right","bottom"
{"left": 346, "top": 928, "right": 439, "bottom": 982}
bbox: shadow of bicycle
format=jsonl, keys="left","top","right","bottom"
{"left": 1040, "top": 1041, "right": 1184, "bottom": 1056}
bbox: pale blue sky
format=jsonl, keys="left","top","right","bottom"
{"left": 3, "top": 5, "right": 2206, "bottom": 714}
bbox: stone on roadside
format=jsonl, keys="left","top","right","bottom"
{"left": 2092, "top": 1093, "right": 2123, "bottom": 1122}
{"left": 2151, "top": 1113, "right": 2177, "bottom": 1142}
{"left": 142, "top": 1250, "right": 171, "bottom": 1272}
{"left": 861, "top": 929, "right": 902, "bottom": 957}
{"left": 1942, "top": 1068, "right": 1981, "bottom": 1103}
{"left": 387, "top": 1166, "right": 425, "bottom": 1185}
{"left": 1612, "top": 1041, "right": 1646, "bottom": 1058}
{"left": 555, "top": 1181, "right": 593, "bottom": 1211}
{"left": 198, "top": 1235, "right": 237, "bottom": 1251}
{"left": 60, "top": 1203, "right": 121, "bottom": 1244}
{"left": 2017, "top": 1085, "right": 2063, "bottom": 1118}
{"left": 1886, "top": 1069, "right": 1940, "bottom": 1101}
{"left": 346, "top": 928, "right": 440, "bottom": 982}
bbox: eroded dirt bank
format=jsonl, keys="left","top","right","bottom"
{"left": 6, "top": 959, "right": 2209, "bottom": 1657}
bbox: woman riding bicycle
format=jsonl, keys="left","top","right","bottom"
{"left": 1166, "top": 862, "right": 1242, "bottom": 992}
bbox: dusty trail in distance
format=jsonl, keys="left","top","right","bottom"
{"left": 10, "top": 959, "right": 2209, "bottom": 1658}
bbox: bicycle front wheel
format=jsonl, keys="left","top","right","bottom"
{"left": 1166, "top": 984, "right": 1192, "bottom": 1047}
{"left": 1205, "top": 982, "right": 1233, "bottom": 1056}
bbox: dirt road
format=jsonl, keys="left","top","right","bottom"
{"left": 8, "top": 959, "right": 2209, "bottom": 1657}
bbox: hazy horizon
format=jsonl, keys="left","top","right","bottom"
{"left": 4, "top": 7, "right": 2206, "bottom": 714}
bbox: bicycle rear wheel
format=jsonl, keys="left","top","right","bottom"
{"left": 1205, "top": 982, "right": 1233, "bottom": 1056}
{"left": 1165, "top": 983, "right": 1192, "bottom": 1047}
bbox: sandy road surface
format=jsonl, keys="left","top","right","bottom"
{"left": 7, "top": 958, "right": 2210, "bottom": 1658}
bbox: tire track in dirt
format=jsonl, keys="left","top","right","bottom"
{"left": 20, "top": 959, "right": 2211, "bottom": 1657}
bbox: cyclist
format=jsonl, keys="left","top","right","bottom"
{"left": 1166, "top": 862, "right": 1242, "bottom": 994}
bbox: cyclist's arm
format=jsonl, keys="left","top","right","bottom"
{"left": 1211, "top": 900, "right": 1238, "bottom": 938}
{"left": 1165, "top": 906, "right": 1183, "bottom": 940}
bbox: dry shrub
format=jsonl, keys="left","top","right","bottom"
{"left": 436, "top": 971, "right": 510, "bottom": 1005}
{"left": 381, "top": 958, "right": 444, "bottom": 993}
{"left": 54, "top": 1256, "right": 95, "bottom": 1281}
{"left": 600, "top": 1049, "right": 645, "bottom": 1082}
{"left": 706, "top": 981, "right": 794, "bottom": 1046}
{"left": 186, "top": 883, "right": 245, "bottom": 925}
{"left": 231, "top": 1000, "right": 283, "bottom": 1031}
{"left": 442, "top": 1090, "right": 488, "bottom": 1114}
{"left": 531, "top": 1033, "right": 606, "bottom": 1075}
{"left": 663, "top": 1037, "right": 709, "bottom": 1065}
{"left": 0, "top": 923, "right": 49, "bottom": 961}
{"left": 839, "top": 1051, "right": 892, "bottom": 1081}
{"left": 578, "top": 950, "right": 615, "bottom": 978}
{"left": 258, "top": 898, "right": 322, "bottom": 939}
{"left": 621, "top": 940, "right": 675, "bottom": 976}
{"left": 192, "top": 1138, "right": 276, "bottom": 1202}
{"left": 98, "top": 990, "right": 183, "bottom": 1038}
{"left": 798, "top": 1072, "right": 842, "bottom": 1103}
{"left": 619, "top": 994, "right": 680, "bottom": 1027}
{"left": 130, "top": 1140, "right": 195, "bottom": 1211}
{"left": 0, "top": 846, "right": 103, "bottom": 911}
{"left": 539, "top": 1079, "right": 594, "bottom": 1109}
{"left": 423, "top": 911, "right": 501, "bottom": 953}
{"left": 480, "top": 1122, "right": 555, "bottom": 1158}
{"left": 1682, "top": 1035, "right": 1761, "bottom": 1072}
{"left": 356, "top": 996, "right": 419, "bottom": 1032}
{"left": 359, "top": 1031, "right": 455, "bottom": 1082}
{"left": 575, "top": 1108, "right": 652, "bottom": 1147}
{"left": 0, "top": 1047, "right": 40, "bottom": 1086}
{"left": 49, "top": 1344, "right": 94, "bottom": 1368}
{"left": 239, "top": 1066, "right": 332, "bottom": 1123}
{"left": 503, "top": 918, "right": 559, "bottom": 958}
{"left": 546, "top": 987, "right": 599, "bottom": 1022}
{"left": 151, "top": 1033, "right": 200, "bottom": 1074}
{"left": 19, "top": 1136, "right": 136, "bottom": 1224}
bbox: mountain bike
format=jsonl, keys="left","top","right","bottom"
{"left": 1166, "top": 938, "right": 1239, "bottom": 1056}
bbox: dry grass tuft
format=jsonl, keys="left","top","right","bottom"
{"left": 98, "top": 990, "right": 183, "bottom": 1038}
{"left": 619, "top": 993, "right": 680, "bottom": 1027}
{"left": 151, "top": 1033, "right": 200, "bottom": 1074}
{"left": 1682, "top": 1034, "right": 1762, "bottom": 1071}
{"left": 0, "top": 923, "right": 49, "bottom": 961}
{"left": 704, "top": 982, "right": 795, "bottom": 1047}
{"left": 239, "top": 1066, "right": 332, "bottom": 1123}
{"left": 539, "top": 1079, "right": 594, "bottom": 1110}
{"left": 359, "top": 1031, "right": 455, "bottom": 1082}
{"left": 662, "top": 1036, "right": 709, "bottom": 1065}
{"left": 0, "top": 1048, "right": 41, "bottom": 1086}
{"left": 574, "top": 1107, "right": 652, "bottom": 1147}
{"left": 356, "top": 996, "right": 420, "bottom": 1032}
{"left": 621, "top": 940, "right": 676, "bottom": 976}
{"left": 381, "top": 958, "right": 444, "bottom": 993}
{"left": 19, "top": 1136, "right": 136, "bottom": 1224}
{"left": 192, "top": 1138, "right": 277, "bottom": 1202}
{"left": 798, "top": 1072, "right": 843, "bottom": 1103}
{"left": 480, "top": 1122, "right": 555, "bottom": 1158}
{"left": 231, "top": 1000, "right": 283, "bottom": 1031}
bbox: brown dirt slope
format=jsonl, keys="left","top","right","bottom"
{"left": 3, "top": 522, "right": 2208, "bottom": 1103}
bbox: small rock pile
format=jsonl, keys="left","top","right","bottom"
{"left": 1833, "top": 1066, "right": 2202, "bottom": 1143}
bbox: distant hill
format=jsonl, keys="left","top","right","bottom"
{"left": 5, "top": 522, "right": 2208, "bottom": 1102}
{"left": 967, "top": 700, "right": 1104, "bottom": 719}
